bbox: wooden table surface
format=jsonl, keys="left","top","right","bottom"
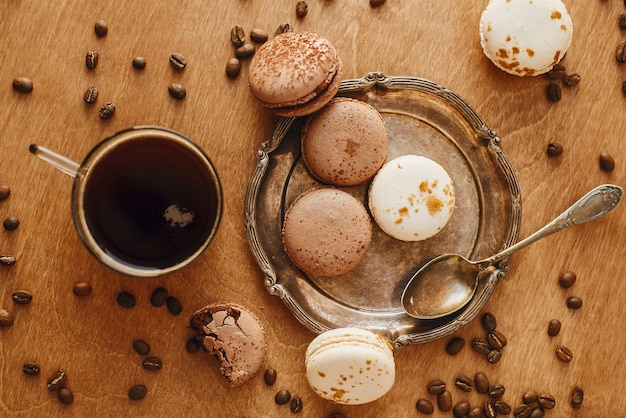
{"left": 1, "top": 1, "right": 625, "bottom": 417}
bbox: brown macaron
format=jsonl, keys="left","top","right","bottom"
{"left": 282, "top": 188, "right": 372, "bottom": 277}
{"left": 248, "top": 31, "right": 343, "bottom": 117}
{"left": 301, "top": 97, "right": 389, "bottom": 186}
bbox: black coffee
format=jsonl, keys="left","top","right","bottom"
{"left": 83, "top": 136, "right": 219, "bottom": 270}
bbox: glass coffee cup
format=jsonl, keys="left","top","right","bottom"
{"left": 30, "top": 126, "right": 222, "bottom": 277}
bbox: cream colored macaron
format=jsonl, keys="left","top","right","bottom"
{"left": 479, "top": 0, "right": 573, "bottom": 76}
{"left": 368, "top": 155, "right": 455, "bottom": 241}
{"left": 305, "top": 327, "right": 395, "bottom": 405}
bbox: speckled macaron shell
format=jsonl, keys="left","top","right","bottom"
{"left": 301, "top": 97, "right": 389, "bottom": 186}
{"left": 248, "top": 31, "right": 343, "bottom": 117}
{"left": 368, "top": 155, "right": 455, "bottom": 242}
{"left": 282, "top": 188, "right": 372, "bottom": 277}
{"left": 305, "top": 327, "right": 396, "bottom": 405}
{"left": 479, "top": 0, "right": 573, "bottom": 76}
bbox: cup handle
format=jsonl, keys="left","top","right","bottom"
{"left": 29, "top": 144, "right": 80, "bottom": 177}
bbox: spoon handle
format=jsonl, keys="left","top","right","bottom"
{"left": 482, "top": 184, "right": 623, "bottom": 268}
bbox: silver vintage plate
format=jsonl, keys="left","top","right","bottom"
{"left": 244, "top": 72, "right": 521, "bottom": 349}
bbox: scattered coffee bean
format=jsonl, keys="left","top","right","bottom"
{"left": 484, "top": 401, "right": 497, "bottom": 418}
{"left": 234, "top": 43, "right": 255, "bottom": 59}
{"left": 416, "top": 398, "right": 434, "bottom": 414}
{"left": 250, "top": 28, "right": 269, "bottom": 44}
{"left": 0, "top": 309, "right": 14, "bottom": 327}
{"left": 546, "top": 142, "right": 563, "bottom": 156}
{"left": 22, "top": 362, "right": 40, "bottom": 376}
{"left": 437, "top": 390, "right": 453, "bottom": 412}
{"left": 99, "top": 102, "right": 116, "bottom": 119}
{"left": 150, "top": 287, "right": 168, "bottom": 307}
{"left": 427, "top": 379, "right": 446, "bottom": 395}
{"left": 94, "top": 20, "right": 108, "bottom": 37}
{"left": 132, "top": 56, "right": 146, "bottom": 69}
{"left": 12, "top": 77, "right": 33, "bottom": 93}
{"left": 616, "top": 41, "right": 626, "bottom": 63}
{"left": 538, "top": 393, "right": 556, "bottom": 409}
{"left": 3, "top": 216, "right": 19, "bottom": 231}
{"left": 225, "top": 58, "right": 241, "bottom": 78}
{"left": 469, "top": 406, "right": 483, "bottom": 418}
{"left": 622, "top": 80, "right": 626, "bottom": 97}
{"left": 185, "top": 337, "right": 200, "bottom": 353}
{"left": 133, "top": 339, "right": 151, "bottom": 355}
{"left": 620, "top": 13, "right": 626, "bottom": 29}
{"left": 165, "top": 296, "right": 182, "bottom": 315}
{"left": 72, "top": 282, "right": 92, "bottom": 297}
{"left": 168, "top": 83, "right": 187, "bottom": 100}
{"left": 455, "top": 374, "right": 473, "bottom": 392}
{"left": 471, "top": 337, "right": 491, "bottom": 355}
{"left": 452, "top": 401, "right": 470, "bottom": 417}
{"left": 474, "top": 372, "right": 490, "bottom": 394}
{"left": 547, "top": 319, "right": 561, "bottom": 336}
{"left": 264, "top": 368, "right": 277, "bottom": 386}
{"left": 230, "top": 25, "right": 246, "bottom": 48}
{"left": 169, "top": 52, "right": 187, "bottom": 70}
{"left": 275, "top": 389, "right": 291, "bottom": 405}
{"left": 83, "top": 86, "right": 98, "bottom": 104}
{"left": 446, "top": 336, "right": 465, "bottom": 355}
{"left": 545, "top": 64, "right": 566, "bottom": 79}
{"left": 116, "top": 291, "right": 136, "bottom": 309}
{"left": 494, "top": 400, "right": 512, "bottom": 415}
{"left": 11, "top": 290, "right": 32, "bottom": 305}
{"left": 327, "top": 414, "right": 347, "bottom": 418}
{"left": 487, "top": 330, "right": 507, "bottom": 349}
{"left": 85, "top": 49, "right": 98, "bottom": 69}
{"left": 556, "top": 345, "right": 573, "bottom": 362}
{"left": 274, "top": 23, "right": 291, "bottom": 36}
{"left": 488, "top": 383, "right": 505, "bottom": 399}
{"left": 0, "top": 185, "right": 10, "bottom": 200}
{"left": 563, "top": 73, "right": 581, "bottom": 87}
{"left": 514, "top": 404, "right": 532, "bottom": 418}
{"left": 58, "top": 388, "right": 74, "bottom": 404}
{"left": 487, "top": 349, "right": 501, "bottom": 364}
{"left": 559, "top": 271, "right": 577, "bottom": 288}
{"left": 0, "top": 255, "right": 16, "bottom": 266}
{"left": 47, "top": 370, "right": 67, "bottom": 391}
{"left": 128, "top": 384, "right": 147, "bottom": 400}
{"left": 599, "top": 153, "right": 615, "bottom": 172}
{"left": 290, "top": 396, "right": 303, "bottom": 413}
{"left": 296, "top": 1, "right": 308, "bottom": 18}
{"left": 566, "top": 296, "right": 583, "bottom": 309}
{"left": 529, "top": 408, "right": 545, "bottom": 418}
{"left": 142, "top": 356, "right": 162, "bottom": 371}
{"left": 370, "top": 0, "right": 386, "bottom": 7}
{"left": 546, "top": 82, "right": 562, "bottom": 102}
{"left": 522, "top": 391, "right": 539, "bottom": 405}
{"left": 571, "top": 385, "right": 584, "bottom": 409}
{"left": 481, "top": 312, "right": 498, "bottom": 332}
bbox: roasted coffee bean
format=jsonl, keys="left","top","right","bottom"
{"left": 546, "top": 64, "right": 566, "bottom": 79}
{"left": 487, "top": 330, "right": 507, "bottom": 349}
{"left": 290, "top": 397, "right": 303, "bottom": 413}
{"left": 86, "top": 49, "right": 98, "bottom": 69}
{"left": 150, "top": 287, "right": 168, "bottom": 307}
{"left": 546, "top": 82, "right": 562, "bottom": 102}
{"left": 472, "top": 337, "right": 491, "bottom": 355}
{"left": 370, "top": 0, "right": 386, "bottom": 7}
{"left": 481, "top": 312, "right": 498, "bottom": 332}
{"left": 566, "top": 296, "right": 583, "bottom": 309}
{"left": 12, "top": 77, "right": 33, "bottom": 93}
{"left": 452, "top": 401, "right": 470, "bottom": 417}
{"left": 437, "top": 390, "right": 453, "bottom": 412}
{"left": 72, "top": 282, "right": 92, "bottom": 297}
{"left": 23, "top": 362, "right": 40, "bottom": 376}
{"left": 94, "top": 20, "right": 108, "bottom": 37}
{"left": 328, "top": 414, "right": 347, "bottom": 418}
{"left": 488, "top": 383, "right": 505, "bottom": 399}
{"left": 185, "top": 337, "right": 200, "bottom": 353}
{"left": 538, "top": 393, "right": 556, "bottom": 409}
{"left": 58, "top": 388, "right": 74, "bottom": 404}
{"left": 142, "top": 356, "right": 162, "bottom": 371}
{"left": 622, "top": 80, "right": 626, "bottom": 97}
{"left": 0, "top": 185, "right": 10, "bottom": 200}
{"left": 563, "top": 73, "right": 581, "bottom": 87}
{"left": 133, "top": 339, "right": 151, "bottom": 355}
{"left": 547, "top": 319, "right": 561, "bottom": 336}
{"left": 487, "top": 349, "right": 501, "bottom": 364}
{"left": 599, "top": 153, "right": 615, "bottom": 172}
{"left": 616, "top": 41, "right": 626, "bottom": 63}
{"left": 275, "top": 389, "right": 291, "bottom": 405}
{"left": 416, "top": 399, "right": 434, "bottom": 414}
{"left": 296, "top": 1, "right": 308, "bottom": 18}
{"left": 274, "top": 23, "right": 291, "bottom": 36}
{"left": 484, "top": 401, "right": 497, "bottom": 418}
{"left": 446, "top": 336, "right": 465, "bottom": 355}
{"left": 83, "top": 86, "right": 98, "bottom": 104}
{"left": 225, "top": 58, "right": 241, "bottom": 78}
{"left": 234, "top": 43, "right": 255, "bottom": 59}
{"left": 455, "top": 374, "right": 473, "bottom": 392}
{"left": 0, "top": 255, "right": 16, "bottom": 267}
{"left": 250, "top": 28, "right": 269, "bottom": 44}
{"left": 522, "top": 391, "right": 539, "bottom": 405}
{"left": 166, "top": 296, "right": 182, "bottom": 315}
{"left": 427, "top": 379, "right": 446, "bottom": 395}
{"left": 620, "top": 13, "right": 626, "bottom": 29}
{"left": 11, "top": 290, "right": 32, "bottom": 305}
{"left": 47, "top": 370, "right": 67, "bottom": 391}
{"left": 264, "top": 368, "right": 277, "bottom": 386}
{"left": 474, "top": 372, "right": 489, "bottom": 394}
{"left": 132, "top": 56, "right": 146, "bottom": 69}
{"left": 0, "top": 309, "right": 14, "bottom": 327}
{"left": 99, "top": 102, "right": 115, "bottom": 119}
{"left": 571, "top": 385, "right": 584, "bottom": 409}
{"left": 116, "top": 291, "right": 136, "bottom": 309}
{"left": 529, "top": 408, "right": 545, "bottom": 418}
{"left": 558, "top": 271, "right": 577, "bottom": 288}
{"left": 494, "top": 400, "right": 512, "bottom": 414}
{"left": 556, "top": 345, "right": 573, "bottom": 362}
{"left": 128, "top": 384, "right": 147, "bottom": 400}
{"left": 469, "top": 406, "right": 483, "bottom": 418}
{"left": 546, "top": 142, "right": 563, "bottom": 156}
{"left": 168, "top": 83, "right": 186, "bottom": 100}
{"left": 514, "top": 404, "right": 532, "bottom": 418}
{"left": 3, "top": 216, "right": 19, "bottom": 230}
{"left": 169, "top": 52, "right": 187, "bottom": 70}
{"left": 230, "top": 25, "right": 246, "bottom": 48}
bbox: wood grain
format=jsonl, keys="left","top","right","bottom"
{"left": 1, "top": 0, "right": 625, "bottom": 416}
